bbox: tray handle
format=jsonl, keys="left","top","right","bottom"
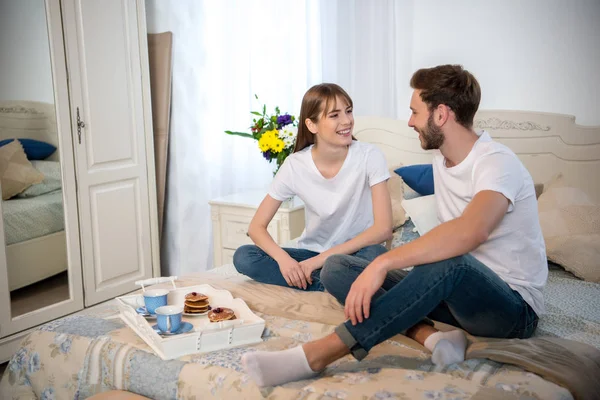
{"left": 134, "top": 276, "right": 178, "bottom": 291}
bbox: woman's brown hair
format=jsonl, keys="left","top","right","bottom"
{"left": 293, "top": 83, "right": 353, "bottom": 153}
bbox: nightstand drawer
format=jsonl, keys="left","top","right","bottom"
{"left": 221, "top": 214, "right": 279, "bottom": 249}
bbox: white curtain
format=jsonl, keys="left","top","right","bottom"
{"left": 318, "top": 0, "right": 414, "bottom": 118}
{"left": 145, "top": 0, "right": 409, "bottom": 276}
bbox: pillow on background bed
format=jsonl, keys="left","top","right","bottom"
{"left": 16, "top": 160, "right": 62, "bottom": 198}
{"left": 0, "top": 139, "right": 44, "bottom": 199}
{"left": 0, "top": 138, "right": 56, "bottom": 160}
{"left": 394, "top": 164, "right": 434, "bottom": 196}
{"left": 538, "top": 175, "right": 600, "bottom": 283}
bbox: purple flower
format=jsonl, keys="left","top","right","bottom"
{"left": 276, "top": 114, "right": 293, "bottom": 128}
{"left": 263, "top": 150, "right": 273, "bottom": 161}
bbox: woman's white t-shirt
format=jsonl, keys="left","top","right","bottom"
{"left": 269, "top": 141, "right": 389, "bottom": 253}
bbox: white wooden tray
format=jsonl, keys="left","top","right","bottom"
{"left": 116, "top": 283, "right": 265, "bottom": 360}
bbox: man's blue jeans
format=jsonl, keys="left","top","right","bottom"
{"left": 233, "top": 244, "right": 388, "bottom": 291}
{"left": 320, "top": 253, "right": 539, "bottom": 360}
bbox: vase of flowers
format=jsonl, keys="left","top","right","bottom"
{"left": 225, "top": 97, "right": 298, "bottom": 175}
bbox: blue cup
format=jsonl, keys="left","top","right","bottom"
{"left": 155, "top": 306, "right": 183, "bottom": 333}
{"left": 140, "top": 289, "right": 169, "bottom": 314}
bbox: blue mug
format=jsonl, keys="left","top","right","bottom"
{"left": 139, "top": 289, "right": 169, "bottom": 314}
{"left": 155, "top": 306, "right": 183, "bottom": 333}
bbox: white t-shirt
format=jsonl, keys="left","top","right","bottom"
{"left": 433, "top": 131, "right": 548, "bottom": 315}
{"left": 269, "top": 141, "right": 390, "bottom": 253}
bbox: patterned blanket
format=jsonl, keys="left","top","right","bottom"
{"left": 2, "top": 265, "right": 600, "bottom": 399}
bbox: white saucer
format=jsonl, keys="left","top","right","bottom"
{"left": 152, "top": 321, "right": 194, "bottom": 336}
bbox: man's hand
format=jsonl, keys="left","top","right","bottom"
{"left": 299, "top": 255, "right": 325, "bottom": 284}
{"left": 278, "top": 256, "right": 308, "bottom": 289}
{"left": 345, "top": 262, "right": 388, "bottom": 325}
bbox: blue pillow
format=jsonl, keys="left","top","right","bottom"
{"left": 0, "top": 138, "right": 57, "bottom": 160}
{"left": 394, "top": 164, "right": 434, "bottom": 196}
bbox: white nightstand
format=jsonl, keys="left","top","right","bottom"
{"left": 209, "top": 190, "right": 305, "bottom": 267}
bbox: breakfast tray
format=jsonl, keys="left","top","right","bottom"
{"left": 116, "top": 279, "right": 265, "bottom": 360}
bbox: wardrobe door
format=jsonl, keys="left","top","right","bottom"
{"left": 0, "top": 0, "right": 83, "bottom": 340}
{"left": 62, "top": 0, "right": 159, "bottom": 306}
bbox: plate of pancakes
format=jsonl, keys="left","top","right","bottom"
{"left": 183, "top": 291, "right": 212, "bottom": 316}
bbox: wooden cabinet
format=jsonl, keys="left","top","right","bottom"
{"left": 0, "top": 0, "right": 159, "bottom": 361}
{"left": 209, "top": 190, "right": 305, "bottom": 267}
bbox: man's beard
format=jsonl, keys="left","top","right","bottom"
{"left": 418, "top": 113, "right": 445, "bottom": 150}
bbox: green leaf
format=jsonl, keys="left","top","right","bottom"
{"left": 224, "top": 130, "right": 253, "bottom": 138}
{"left": 254, "top": 94, "right": 259, "bottom": 100}
{"left": 251, "top": 111, "right": 262, "bottom": 116}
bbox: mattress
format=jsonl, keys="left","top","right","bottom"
{"left": 2, "top": 260, "right": 599, "bottom": 399}
{"left": 2, "top": 189, "right": 65, "bottom": 245}
{"left": 2, "top": 219, "right": 598, "bottom": 399}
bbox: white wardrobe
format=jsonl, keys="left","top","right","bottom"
{"left": 0, "top": 0, "right": 160, "bottom": 361}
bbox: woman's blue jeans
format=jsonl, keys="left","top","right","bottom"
{"left": 320, "top": 253, "right": 539, "bottom": 360}
{"left": 233, "top": 244, "right": 388, "bottom": 292}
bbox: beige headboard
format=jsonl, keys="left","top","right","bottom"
{"left": 354, "top": 111, "right": 600, "bottom": 202}
{"left": 0, "top": 100, "right": 60, "bottom": 161}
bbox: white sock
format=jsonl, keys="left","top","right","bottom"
{"left": 424, "top": 330, "right": 467, "bottom": 366}
{"left": 242, "top": 346, "right": 318, "bottom": 387}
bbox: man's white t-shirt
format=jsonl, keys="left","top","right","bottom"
{"left": 433, "top": 131, "right": 548, "bottom": 316}
{"left": 269, "top": 141, "right": 390, "bottom": 253}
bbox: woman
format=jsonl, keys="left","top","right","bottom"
{"left": 233, "top": 83, "right": 393, "bottom": 291}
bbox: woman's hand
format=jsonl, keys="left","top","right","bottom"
{"left": 299, "top": 255, "right": 325, "bottom": 284}
{"left": 278, "top": 256, "right": 308, "bottom": 290}
{"left": 344, "top": 262, "right": 387, "bottom": 325}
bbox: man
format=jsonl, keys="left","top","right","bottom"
{"left": 242, "top": 65, "right": 548, "bottom": 387}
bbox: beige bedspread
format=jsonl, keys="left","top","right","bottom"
{"left": 2, "top": 266, "right": 599, "bottom": 399}
{"left": 192, "top": 267, "right": 600, "bottom": 399}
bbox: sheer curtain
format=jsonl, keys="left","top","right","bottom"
{"left": 145, "top": 0, "right": 409, "bottom": 276}
{"left": 318, "top": 0, "right": 413, "bottom": 118}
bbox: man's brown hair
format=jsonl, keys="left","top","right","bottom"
{"left": 410, "top": 64, "right": 481, "bottom": 128}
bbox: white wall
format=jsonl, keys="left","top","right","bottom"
{"left": 410, "top": 0, "right": 600, "bottom": 125}
{"left": 0, "top": 0, "right": 54, "bottom": 103}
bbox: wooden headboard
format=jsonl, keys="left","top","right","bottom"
{"left": 0, "top": 100, "right": 60, "bottom": 161}
{"left": 354, "top": 111, "right": 600, "bottom": 202}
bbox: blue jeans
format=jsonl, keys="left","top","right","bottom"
{"left": 233, "top": 244, "right": 388, "bottom": 291}
{"left": 320, "top": 253, "right": 539, "bottom": 360}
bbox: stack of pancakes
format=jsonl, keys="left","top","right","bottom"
{"left": 184, "top": 292, "right": 210, "bottom": 314}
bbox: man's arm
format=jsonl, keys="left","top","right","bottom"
{"left": 376, "top": 190, "right": 510, "bottom": 272}
{"left": 344, "top": 189, "right": 511, "bottom": 324}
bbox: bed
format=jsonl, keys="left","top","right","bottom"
{"left": 1, "top": 110, "right": 599, "bottom": 399}
{"left": 0, "top": 100, "right": 68, "bottom": 291}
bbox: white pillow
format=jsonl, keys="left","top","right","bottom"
{"left": 401, "top": 195, "right": 440, "bottom": 235}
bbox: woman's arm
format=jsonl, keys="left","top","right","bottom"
{"left": 249, "top": 194, "right": 308, "bottom": 289}
{"left": 301, "top": 181, "right": 393, "bottom": 277}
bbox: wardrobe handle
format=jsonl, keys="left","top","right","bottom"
{"left": 76, "top": 107, "right": 85, "bottom": 144}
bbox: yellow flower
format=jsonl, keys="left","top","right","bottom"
{"left": 271, "top": 138, "right": 285, "bottom": 153}
{"left": 258, "top": 136, "right": 271, "bottom": 152}
{"left": 263, "top": 129, "right": 278, "bottom": 141}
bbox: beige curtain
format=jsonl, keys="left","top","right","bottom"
{"left": 147, "top": 32, "right": 173, "bottom": 239}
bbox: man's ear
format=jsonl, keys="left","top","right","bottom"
{"left": 305, "top": 118, "right": 318, "bottom": 134}
{"left": 435, "top": 104, "right": 451, "bottom": 126}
